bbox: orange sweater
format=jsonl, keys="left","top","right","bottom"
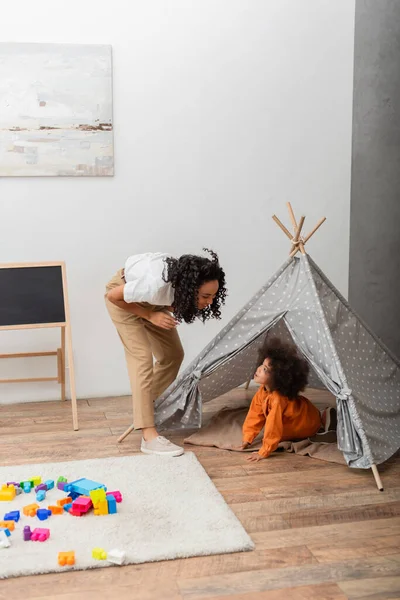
{"left": 242, "top": 386, "right": 322, "bottom": 458}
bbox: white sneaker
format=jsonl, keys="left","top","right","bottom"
{"left": 140, "top": 436, "right": 184, "bottom": 457}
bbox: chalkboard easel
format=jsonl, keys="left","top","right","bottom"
{"left": 0, "top": 262, "right": 78, "bottom": 431}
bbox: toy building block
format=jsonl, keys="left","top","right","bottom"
{"left": 45, "top": 480, "right": 55, "bottom": 490}
{"left": 107, "top": 490, "right": 123, "bottom": 503}
{"left": 90, "top": 488, "right": 106, "bottom": 506}
{"left": 31, "top": 477, "right": 42, "bottom": 486}
{"left": 23, "top": 503, "right": 40, "bottom": 517}
{"left": 68, "top": 478, "right": 107, "bottom": 496}
{"left": 31, "top": 527, "right": 50, "bottom": 542}
{"left": 15, "top": 487, "right": 22, "bottom": 496}
{"left": 23, "top": 526, "right": 32, "bottom": 541}
{"left": 92, "top": 547, "right": 107, "bottom": 560}
{"left": 4, "top": 510, "right": 20, "bottom": 522}
{"left": 63, "top": 503, "right": 72, "bottom": 512}
{"left": 106, "top": 494, "right": 117, "bottom": 515}
{"left": 0, "top": 527, "right": 11, "bottom": 537}
{"left": 37, "top": 508, "right": 52, "bottom": 521}
{"left": 107, "top": 548, "right": 126, "bottom": 565}
{"left": 94, "top": 500, "right": 108, "bottom": 516}
{"left": 0, "top": 520, "right": 15, "bottom": 531}
{"left": 57, "top": 476, "right": 67, "bottom": 483}
{"left": 48, "top": 505, "right": 64, "bottom": 515}
{"left": 68, "top": 509, "right": 83, "bottom": 517}
{"left": 0, "top": 484, "right": 16, "bottom": 501}
{"left": 58, "top": 550, "right": 75, "bottom": 566}
{"left": 36, "top": 490, "right": 46, "bottom": 502}
{"left": 72, "top": 496, "right": 92, "bottom": 514}
{"left": 22, "top": 482, "right": 32, "bottom": 493}
{"left": 67, "top": 491, "right": 81, "bottom": 501}
{"left": 57, "top": 481, "right": 67, "bottom": 492}
{"left": 6, "top": 481, "right": 20, "bottom": 488}
{"left": 0, "top": 530, "right": 11, "bottom": 548}
{"left": 57, "top": 498, "right": 71, "bottom": 507}
{"left": 35, "top": 483, "right": 47, "bottom": 493}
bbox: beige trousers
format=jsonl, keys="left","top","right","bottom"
{"left": 105, "top": 270, "right": 184, "bottom": 429}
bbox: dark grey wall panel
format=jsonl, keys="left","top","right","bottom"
{"left": 350, "top": 0, "right": 400, "bottom": 359}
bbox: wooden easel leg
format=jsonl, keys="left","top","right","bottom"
{"left": 66, "top": 324, "right": 79, "bottom": 431}
{"left": 60, "top": 327, "right": 66, "bottom": 401}
{"left": 118, "top": 424, "right": 135, "bottom": 444}
{"left": 371, "top": 464, "right": 384, "bottom": 491}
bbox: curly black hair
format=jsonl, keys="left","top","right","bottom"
{"left": 163, "top": 248, "right": 227, "bottom": 324}
{"left": 258, "top": 337, "right": 309, "bottom": 398}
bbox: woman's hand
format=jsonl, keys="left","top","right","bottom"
{"left": 246, "top": 452, "right": 264, "bottom": 462}
{"left": 148, "top": 311, "right": 178, "bottom": 330}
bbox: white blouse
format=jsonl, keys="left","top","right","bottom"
{"left": 123, "top": 253, "right": 174, "bottom": 306}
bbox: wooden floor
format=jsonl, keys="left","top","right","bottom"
{"left": 1, "top": 391, "right": 399, "bottom": 600}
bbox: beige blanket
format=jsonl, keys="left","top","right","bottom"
{"left": 184, "top": 388, "right": 346, "bottom": 465}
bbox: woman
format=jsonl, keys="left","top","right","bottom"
{"left": 105, "top": 249, "right": 227, "bottom": 456}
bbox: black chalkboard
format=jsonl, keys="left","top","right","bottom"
{"left": 0, "top": 265, "right": 66, "bottom": 327}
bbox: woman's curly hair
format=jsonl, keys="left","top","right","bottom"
{"left": 259, "top": 337, "right": 309, "bottom": 398}
{"left": 163, "top": 248, "right": 227, "bottom": 324}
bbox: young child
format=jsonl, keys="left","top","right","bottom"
{"left": 238, "top": 337, "right": 337, "bottom": 462}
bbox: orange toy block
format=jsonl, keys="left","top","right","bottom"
{"left": 57, "top": 498, "right": 71, "bottom": 507}
{"left": 58, "top": 551, "right": 75, "bottom": 566}
{"left": 93, "top": 499, "right": 108, "bottom": 516}
{"left": 48, "top": 505, "right": 64, "bottom": 515}
{"left": 23, "top": 503, "right": 40, "bottom": 517}
{"left": 0, "top": 520, "right": 15, "bottom": 531}
{"left": 0, "top": 484, "right": 16, "bottom": 501}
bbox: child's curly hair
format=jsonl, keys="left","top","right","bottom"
{"left": 259, "top": 336, "right": 309, "bottom": 398}
{"left": 163, "top": 248, "right": 227, "bottom": 324}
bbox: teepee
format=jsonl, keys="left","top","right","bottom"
{"left": 120, "top": 205, "right": 400, "bottom": 490}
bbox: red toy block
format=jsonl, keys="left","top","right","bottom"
{"left": 72, "top": 496, "right": 92, "bottom": 513}
{"left": 68, "top": 509, "right": 83, "bottom": 517}
{"left": 23, "top": 503, "right": 39, "bottom": 517}
{"left": 107, "top": 490, "right": 123, "bottom": 503}
{"left": 58, "top": 550, "right": 75, "bottom": 566}
{"left": 31, "top": 527, "right": 50, "bottom": 542}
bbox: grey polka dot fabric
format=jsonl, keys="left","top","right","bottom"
{"left": 154, "top": 255, "right": 400, "bottom": 469}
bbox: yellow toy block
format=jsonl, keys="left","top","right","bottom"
{"left": 92, "top": 547, "right": 107, "bottom": 560}
{"left": 89, "top": 488, "right": 106, "bottom": 506}
{"left": 23, "top": 503, "right": 40, "bottom": 517}
{"left": 94, "top": 500, "right": 108, "bottom": 516}
{"left": 0, "top": 520, "right": 15, "bottom": 531}
{"left": 0, "top": 484, "right": 16, "bottom": 501}
{"left": 31, "top": 477, "right": 42, "bottom": 486}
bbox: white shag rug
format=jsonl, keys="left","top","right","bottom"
{"left": 0, "top": 452, "right": 254, "bottom": 578}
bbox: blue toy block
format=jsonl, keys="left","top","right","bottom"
{"left": 68, "top": 478, "right": 107, "bottom": 496}
{"left": 23, "top": 483, "right": 32, "bottom": 493}
{"left": 36, "top": 508, "right": 52, "bottom": 521}
{"left": 68, "top": 491, "right": 81, "bottom": 501}
{"left": 63, "top": 503, "right": 72, "bottom": 512}
{"left": 45, "top": 479, "right": 55, "bottom": 490}
{"left": 36, "top": 490, "right": 46, "bottom": 502}
{"left": 4, "top": 511, "right": 20, "bottom": 522}
{"left": 0, "top": 527, "right": 11, "bottom": 537}
{"left": 106, "top": 494, "right": 117, "bottom": 514}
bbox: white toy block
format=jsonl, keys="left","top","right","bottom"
{"left": 107, "top": 548, "right": 125, "bottom": 565}
{"left": 0, "top": 530, "right": 11, "bottom": 548}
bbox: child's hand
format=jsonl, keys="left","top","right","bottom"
{"left": 246, "top": 452, "right": 264, "bottom": 462}
{"left": 232, "top": 442, "right": 251, "bottom": 451}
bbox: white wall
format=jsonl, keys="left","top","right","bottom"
{"left": 0, "top": 0, "right": 355, "bottom": 404}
